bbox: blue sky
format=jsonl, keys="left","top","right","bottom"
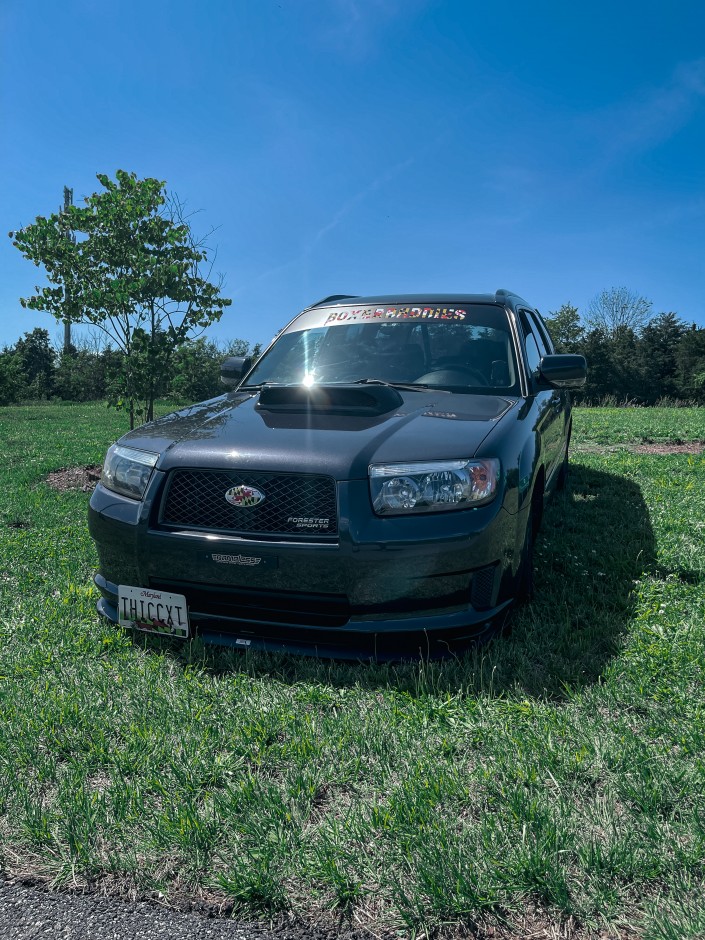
{"left": 1, "top": 0, "right": 704, "bottom": 353}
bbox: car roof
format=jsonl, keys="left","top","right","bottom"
{"left": 307, "top": 290, "right": 533, "bottom": 311}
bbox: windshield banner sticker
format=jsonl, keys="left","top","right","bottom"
{"left": 324, "top": 306, "right": 467, "bottom": 324}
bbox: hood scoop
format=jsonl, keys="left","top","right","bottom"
{"left": 256, "top": 383, "right": 403, "bottom": 416}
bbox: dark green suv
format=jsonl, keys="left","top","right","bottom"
{"left": 89, "top": 290, "right": 586, "bottom": 659}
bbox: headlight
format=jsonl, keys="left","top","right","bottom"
{"left": 101, "top": 445, "right": 159, "bottom": 500}
{"left": 369, "top": 458, "right": 500, "bottom": 515}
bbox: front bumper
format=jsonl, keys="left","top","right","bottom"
{"left": 95, "top": 574, "right": 508, "bottom": 659}
{"left": 89, "top": 474, "right": 523, "bottom": 659}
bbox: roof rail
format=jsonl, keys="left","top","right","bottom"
{"left": 307, "top": 294, "right": 358, "bottom": 308}
{"left": 495, "top": 288, "right": 529, "bottom": 306}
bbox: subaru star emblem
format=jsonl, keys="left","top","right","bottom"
{"left": 224, "top": 485, "right": 265, "bottom": 507}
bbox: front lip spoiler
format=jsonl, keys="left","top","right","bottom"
{"left": 95, "top": 576, "right": 510, "bottom": 661}
{"left": 195, "top": 624, "right": 500, "bottom": 661}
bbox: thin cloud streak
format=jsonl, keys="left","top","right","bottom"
{"left": 235, "top": 156, "right": 414, "bottom": 294}
{"left": 307, "top": 156, "right": 415, "bottom": 249}
{"left": 583, "top": 57, "right": 705, "bottom": 162}
{"left": 481, "top": 58, "right": 705, "bottom": 216}
{"left": 318, "top": 0, "right": 429, "bottom": 54}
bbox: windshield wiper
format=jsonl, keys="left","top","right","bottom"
{"left": 240, "top": 380, "right": 451, "bottom": 394}
{"left": 352, "top": 378, "right": 450, "bottom": 393}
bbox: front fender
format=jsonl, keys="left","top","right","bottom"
{"left": 477, "top": 399, "right": 541, "bottom": 516}
{"left": 518, "top": 433, "right": 541, "bottom": 511}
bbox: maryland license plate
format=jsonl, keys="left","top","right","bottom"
{"left": 118, "top": 585, "right": 190, "bottom": 639}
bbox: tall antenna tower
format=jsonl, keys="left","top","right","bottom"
{"left": 62, "top": 186, "right": 75, "bottom": 353}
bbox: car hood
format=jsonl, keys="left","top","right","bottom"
{"left": 120, "top": 389, "right": 518, "bottom": 480}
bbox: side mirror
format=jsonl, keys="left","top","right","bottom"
{"left": 538, "top": 354, "right": 587, "bottom": 389}
{"left": 221, "top": 356, "right": 252, "bottom": 389}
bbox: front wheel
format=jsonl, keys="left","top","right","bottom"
{"left": 516, "top": 510, "right": 535, "bottom": 602}
{"left": 516, "top": 488, "right": 543, "bottom": 603}
{"left": 556, "top": 424, "right": 572, "bottom": 491}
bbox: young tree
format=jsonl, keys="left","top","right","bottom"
{"left": 10, "top": 170, "right": 232, "bottom": 427}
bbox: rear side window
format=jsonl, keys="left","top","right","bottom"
{"left": 519, "top": 311, "right": 542, "bottom": 375}
{"left": 528, "top": 311, "right": 554, "bottom": 355}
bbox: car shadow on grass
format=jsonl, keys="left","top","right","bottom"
{"left": 493, "top": 459, "right": 657, "bottom": 699}
{"left": 148, "top": 462, "right": 656, "bottom": 701}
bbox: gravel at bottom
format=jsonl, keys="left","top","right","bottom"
{"left": 0, "top": 880, "right": 366, "bottom": 940}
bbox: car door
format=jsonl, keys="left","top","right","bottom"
{"left": 518, "top": 309, "right": 564, "bottom": 485}
{"left": 531, "top": 309, "right": 572, "bottom": 464}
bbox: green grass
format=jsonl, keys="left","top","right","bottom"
{"left": 1, "top": 402, "right": 704, "bottom": 938}
{"left": 573, "top": 405, "right": 705, "bottom": 445}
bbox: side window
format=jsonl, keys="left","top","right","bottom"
{"left": 519, "top": 311, "right": 542, "bottom": 375}
{"left": 529, "top": 311, "right": 554, "bottom": 355}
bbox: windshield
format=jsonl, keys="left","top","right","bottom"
{"left": 244, "top": 303, "right": 520, "bottom": 394}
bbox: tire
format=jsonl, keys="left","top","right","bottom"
{"left": 556, "top": 425, "right": 572, "bottom": 491}
{"left": 516, "top": 509, "right": 534, "bottom": 602}
{"left": 556, "top": 448, "right": 568, "bottom": 491}
{"left": 516, "top": 490, "right": 541, "bottom": 603}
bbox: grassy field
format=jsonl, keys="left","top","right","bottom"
{"left": 0, "top": 402, "right": 704, "bottom": 939}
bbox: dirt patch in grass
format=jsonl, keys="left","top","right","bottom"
{"left": 46, "top": 465, "right": 102, "bottom": 492}
{"left": 575, "top": 440, "right": 705, "bottom": 455}
{"left": 632, "top": 440, "right": 705, "bottom": 454}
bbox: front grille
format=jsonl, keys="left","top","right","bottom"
{"left": 151, "top": 580, "right": 350, "bottom": 629}
{"left": 160, "top": 470, "right": 338, "bottom": 539}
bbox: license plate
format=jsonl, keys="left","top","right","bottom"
{"left": 118, "top": 585, "right": 189, "bottom": 639}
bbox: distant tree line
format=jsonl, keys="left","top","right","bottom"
{"left": 2, "top": 286, "right": 704, "bottom": 409}
{"left": 545, "top": 288, "right": 705, "bottom": 404}
{"left": 12, "top": 171, "right": 698, "bottom": 413}
{"left": 0, "top": 328, "right": 260, "bottom": 408}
